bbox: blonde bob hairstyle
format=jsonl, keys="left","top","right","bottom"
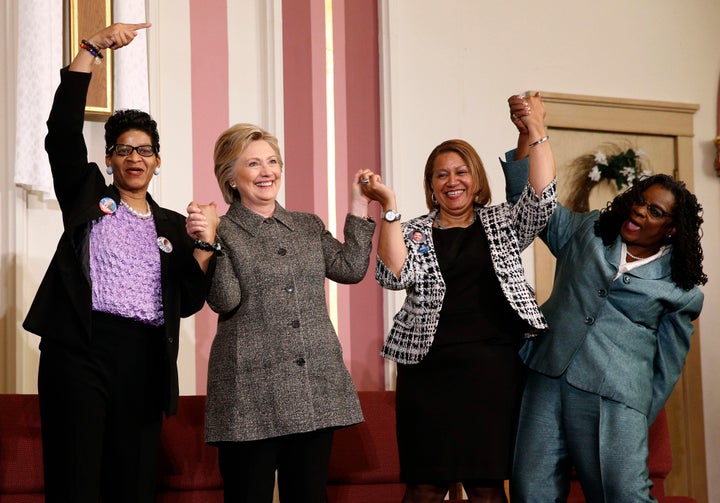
{"left": 423, "top": 139, "right": 491, "bottom": 211}
{"left": 214, "top": 123, "right": 284, "bottom": 204}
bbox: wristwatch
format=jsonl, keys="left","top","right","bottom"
{"left": 382, "top": 209, "right": 401, "bottom": 222}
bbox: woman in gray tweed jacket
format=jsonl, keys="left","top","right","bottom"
{"left": 360, "top": 93, "right": 556, "bottom": 503}
{"left": 186, "top": 123, "right": 376, "bottom": 502}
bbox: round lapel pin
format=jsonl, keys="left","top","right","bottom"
{"left": 157, "top": 236, "right": 173, "bottom": 253}
{"left": 99, "top": 197, "right": 117, "bottom": 214}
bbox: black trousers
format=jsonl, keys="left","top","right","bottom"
{"left": 217, "top": 427, "right": 335, "bottom": 503}
{"left": 38, "top": 311, "right": 164, "bottom": 503}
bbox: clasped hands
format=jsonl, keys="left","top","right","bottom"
{"left": 508, "top": 91, "right": 546, "bottom": 136}
{"left": 186, "top": 201, "right": 219, "bottom": 245}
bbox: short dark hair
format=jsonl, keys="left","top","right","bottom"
{"left": 104, "top": 109, "right": 160, "bottom": 155}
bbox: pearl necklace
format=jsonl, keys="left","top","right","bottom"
{"left": 626, "top": 249, "right": 652, "bottom": 261}
{"left": 120, "top": 199, "right": 152, "bottom": 219}
{"left": 435, "top": 212, "right": 476, "bottom": 229}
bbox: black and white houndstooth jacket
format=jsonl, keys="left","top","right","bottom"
{"left": 376, "top": 179, "right": 557, "bottom": 364}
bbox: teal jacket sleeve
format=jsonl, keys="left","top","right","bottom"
{"left": 499, "top": 148, "right": 529, "bottom": 204}
{"left": 648, "top": 287, "right": 703, "bottom": 423}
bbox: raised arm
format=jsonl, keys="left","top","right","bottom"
{"left": 69, "top": 22, "right": 151, "bottom": 74}
{"left": 359, "top": 170, "right": 406, "bottom": 278}
{"left": 508, "top": 92, "right": 555, "bottom": 196}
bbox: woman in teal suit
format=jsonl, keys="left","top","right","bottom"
{"left": 504, "top": 102, "right": 707, "bottom": 503}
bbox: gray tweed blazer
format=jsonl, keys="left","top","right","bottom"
{"left": 377, "top": 180, "right": 557, "bottom": 364}
{"left": 205, "top": 201, "right": 375, "bottom": 442}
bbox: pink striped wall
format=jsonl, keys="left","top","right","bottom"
{"left": 190, "top": 0, "right": 384, "bottom": 393}
{"left": 334, "top": 0, "right": 384, "bottom": 390}
{"left": 189, "top": 0, "right": 228, "bottom": 392}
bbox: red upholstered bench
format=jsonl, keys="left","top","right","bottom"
{"left": 156, "top": 394, "right": 223, "bottom": 502}
{"left": 0, "top": 394, "right": 45, "bottom": 502}
{"left": 327, "top": 391, "right": 405, "bottom": 502}
{"left": 0, "top": 392, "right": 699, "bottom": 502}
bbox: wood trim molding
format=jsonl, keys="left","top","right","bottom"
{"left": 68, "top": 0, "right": 113, "bottom": 118}
{"left": 541, "top": 91, "right": 698, "bottom": 137}
{"left": 539, "top": 92, "right": 708, "bottom": 503}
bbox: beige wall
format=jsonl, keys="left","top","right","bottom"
{"left": 379, "top": 1, "right": 720, "bottom": 500}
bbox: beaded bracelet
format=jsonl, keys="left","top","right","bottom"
{"left": 193, "top": 239, "right": 222, "bottom": 253}
{"left": 80, "top": 39, "right": 104, "bottom": 65}
{"left": 529, "top": 135, "right": 550, "bottom": 148}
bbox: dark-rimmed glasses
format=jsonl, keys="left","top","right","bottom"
{"left": 109, "top": 144, "right": 156, "bottom": 157}
{"left": 633, "top": 196, "right": 673, "bottom": 220}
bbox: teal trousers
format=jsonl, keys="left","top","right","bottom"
{"left": 510, "top": 370, "right": 656, "bottom": 503}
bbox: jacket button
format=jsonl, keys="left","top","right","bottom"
{"left": 278, "top": 248, "right": 287, "bottom": 256}
{"left": 597, "top": 288, "right": 607, "bottom": 297}
{"left": 167, "top": 337, "right": 174, "bottom": 343}
{"left": 584, "top": 316, "right": 595, "bottom": 325}
{"left": 296, "top": 357, "right": 306, "bottom": 367}
{"left": 291, "top": 320, "right": 300, "bottom": 328}
{"left": 623, "top": 276, "right": 630, "bottom": 284}
{"left": 285, "top": 285, "right": 294, "bottom": 293}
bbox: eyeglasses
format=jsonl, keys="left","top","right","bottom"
{"left": 109, "top": 144, "right": 157, "bottom": 157}
{"left": 633, "top": 196, "right": 673, "bottom": 220}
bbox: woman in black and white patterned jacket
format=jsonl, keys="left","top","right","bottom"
{"left": 360, "top": 93, "right": 556, "bottom": 503}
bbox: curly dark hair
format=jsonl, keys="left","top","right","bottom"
{"left": 104, "top": 109, "right": 160, "bottom": 155}
{"left": 594, "top": 173, "right": 707, "bottom": 290}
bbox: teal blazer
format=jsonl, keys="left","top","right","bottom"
{"left": 502, "top": 151, "right": 703, "bottom": 423}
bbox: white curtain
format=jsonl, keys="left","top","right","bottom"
{"left": 13, "top": 0, "right": 149, "bottom": 200}
{"left": 114, "top": 0, "right": 149, "bottom": 112}
{"left": 13, "top": 0, "right": 63, "bottom": 198}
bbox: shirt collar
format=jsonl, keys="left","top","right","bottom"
{"left": 226, "top": 200, "right": 294, "bottom": 236}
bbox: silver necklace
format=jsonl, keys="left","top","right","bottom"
{"left": 435, "top": 212, "right": 476, "bottom": 229}
{"left": 120, "top": 199, "right": 152, "bottom": 219}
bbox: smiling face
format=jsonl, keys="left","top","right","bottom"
{"left": 620, "top": 183, "right": 677, "bottom": 254}
{"left": 233, "top": 139, "right": 282, "bottom": 214}
{"left": 430, "top": 151, "right": 477, "bottom": 218}
{"left": 105, "top": 129, "right": 160, "bottom": 195}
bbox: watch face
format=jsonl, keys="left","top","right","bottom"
{"left": 384, "top": 210, "right": 399, "bottom": 222}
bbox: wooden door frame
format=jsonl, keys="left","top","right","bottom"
{"left": 538, "top": 91, "right": 707, "bottom": 502}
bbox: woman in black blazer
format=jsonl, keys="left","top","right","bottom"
{"left": 22, "top": 22, "right": 217, "bottom": 503}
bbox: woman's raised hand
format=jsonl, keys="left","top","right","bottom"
{"left": 509, "top": 92, "right": 547, "bottom": 138}
{"left": 358, "top": 169, "right": 395, "bottom": 208}
{"left": 87, "top": 22, "right": 152, "bottom": 50}
{"left": 70, "top": 22, "right": 151, "bottom": 72}
{"left": 508, "top": 94, "right": 530, "bottom": 136}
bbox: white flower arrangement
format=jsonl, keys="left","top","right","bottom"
{"left": 588, "top": 148, "right": 651, "bottom": 190}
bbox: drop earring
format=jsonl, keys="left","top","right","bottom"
{"left": 106, "top": 166, "right": 113, "bottom": 175}
{"left": 154, "top": 167, "right": 160, "bottom": 176}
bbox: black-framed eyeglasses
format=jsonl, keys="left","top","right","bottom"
{"left": 633, "top": 197, "right": 673, "bottom": 219}
{"left": 109, "top": 144, "right": 157, "bottom": 157}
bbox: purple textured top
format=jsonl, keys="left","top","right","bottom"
{"left": 89, "top": 202, "right": 164, "bottom": 326}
